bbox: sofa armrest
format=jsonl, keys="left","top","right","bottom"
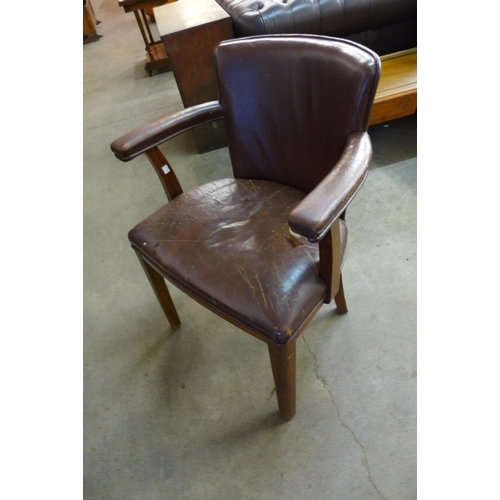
{"left": 111, "top": 101, "right": 224, "bottom": 162}
{"left": 289, "top": 131, "right": 372, "bottom": 242}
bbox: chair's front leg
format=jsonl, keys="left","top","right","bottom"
{"left": 135, "top": 250, "right": 181, "bottom": 331}
{"left": 268, "top": 339, "right": 297, "bottom": 420}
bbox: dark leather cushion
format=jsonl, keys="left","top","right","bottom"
{"left": 129, "top": 178, "right": 347, "bottom": 344}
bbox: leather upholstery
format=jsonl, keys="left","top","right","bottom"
{"left": 289, "top": 131, "right": 371, "bottom": 242}
{"left": 216, "top": 35, "right": 379, "bottom": 194}
{"left": 129, "top": 178, "right": 347, "bottom": 343}
{"left": 215, "top": 0, "right": 417, "bottom": 55}
{"left": 111, "top": 102, "right": 224, "bottom": 162}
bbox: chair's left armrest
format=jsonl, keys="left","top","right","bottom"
{"left": 111, "top": 101, "right": 224, "bottom": 162}
{"left": 289, "top": 132, "right": 372, "bottom": 242}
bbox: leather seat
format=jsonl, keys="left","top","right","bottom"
{"left": 130, "top": 177, "right": 349, "bottom": 344}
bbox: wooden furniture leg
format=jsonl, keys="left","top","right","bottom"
{"left": 268, "top": 339, "right": 297, "bottom": 420}
{"left": 334, "top": 273, "right": 348, "bottom": 314}
{"left": 135, "top": 251, "right": 181, "bottom": 330}
{"left": 318, "top": 220, "right": 342, "bottom": 304}
{"left": 83, "top": 0, "right": 102, "bottom": 44}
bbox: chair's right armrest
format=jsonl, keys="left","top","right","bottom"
{"left": 289, "top": 132, "right": 372, "bottom": 242}
{"left": 111, "top": 101, "right": 224, "bottom": 162}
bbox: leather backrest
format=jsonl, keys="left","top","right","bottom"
{"left": 214, "top": 35, "right": 380, "bottom": 193}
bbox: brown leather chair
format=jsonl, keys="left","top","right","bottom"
{"left": 111, "top": 35, "right": 381, "bottom": 421}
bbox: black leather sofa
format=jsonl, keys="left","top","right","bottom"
{"left": 215, "top": 0, "right": 417, "bottom": 55}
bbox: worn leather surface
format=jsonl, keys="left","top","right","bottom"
{"left": 216, "top": 36, "right": 379, "bottom": 194}
{"left": 111, "top": 102, "right": 224, "bottom": 162}
{"left": 289, "top": 131, "right": 371, "bottom": 241}
{"left": 130, "top": 179, "right": 347, "bottom": 344}
{"left": 215, "top": 0, "right": 416, "bottom": 54}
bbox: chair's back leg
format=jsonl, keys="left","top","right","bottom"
{"left": 319, "top": 220, "right": 342, "bottom": 304}
{"left": 334, "top": 273, "right": 348, "bottom": 314}
{"left": 267, "top": 339, "right": 297, "bottom": 420}
{"left": 134, "top": 250, "right": 181, "bottom": 330}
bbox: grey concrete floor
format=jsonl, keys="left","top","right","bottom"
{"left": 83, "top": 1, "right": 417, "bottom": 498}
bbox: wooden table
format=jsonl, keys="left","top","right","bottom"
{"left": 154, "top": 0, "right": 234, "bottom": 153}
{"left": 369, "top": 48, "right": 417, "bottom": 125}
{"left": 118, "top": 0, "right": 176, "bottom": 76}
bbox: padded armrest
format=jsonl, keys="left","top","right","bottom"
{"left": 289, "top": 132, "right": 372, "bottom": 242}
{"left": 110, "top": 101, "right": 224, "bottom": 162}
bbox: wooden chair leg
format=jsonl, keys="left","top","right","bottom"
{"left": 135, "top": 251, "right": 181, "bottom": 330}
{"left": 268, "top": 339, "right": 297, "bottom": 420}
{"left": 334, "top": 273, "right": 348, "bottom": 314}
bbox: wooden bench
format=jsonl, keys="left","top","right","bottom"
{"left": 369, "top": 48, "right": 417, "bottom": 126}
